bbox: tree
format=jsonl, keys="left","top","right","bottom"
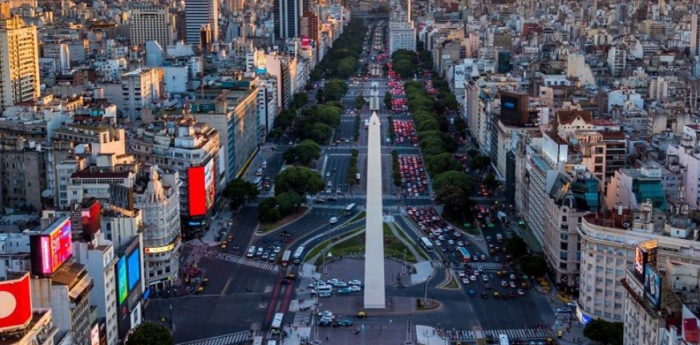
{"left": 337, "top": 57, "right": 359, "bottom": 78}
{"left": 276, "top": 191, "right": 302, "bottom": 215}
{"left": 518, "top": 255, "right": 547, "bottom": 277}
{"left": 292, "top": 93, "right": 309, "bottom": 109}
{"left": 384, "top": 91, "right": 392, "bottom": 108}
{"left": 275, "top": 166, "right": 325, "bottom": 197}
{"left": 504, "top": 236, "right": 528, "bottom": 258}
{"left": 432, "top": 171, "right": 474, "bottom": 192}
{"left": 583, "top": 319, "right": 624, "bottom": 345}
{"left": 127, "top": 323, "right": 173, "bottom": 345}
{"left": 354, "top": 95, "right": 366, "bottom": 111}
{"left": 293, "top": 140, "right": 321, "bottom": 165}
{"left": 483, "top": 173, "right": 499, "bottom": 189}
{"left": 435, "top": 185, "right": 474, "bottom": 222}
{"left": 454, "top": 116, "right": 466, "bottom": 136}
{"left": 315, "top": 88, "right": 325, "bottom": 103}
{"left": 224, "top": 178, "right": 259, "bottom": 209}
{"left": 471, "top": 155, "right": 492, "bottom": 171}
{"left": 426, "top": 153, "right": 462, "bottom": 175}
{"left": 258, "top": 197, "right": 281, "bottom": 223}
{"left": 306, "top": 122, "right": 334, "bottom": 144}
{"left": 324, "top": 79, "right": 348, "bottom": 101}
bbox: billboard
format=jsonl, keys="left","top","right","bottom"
{"left": 81, "top": 201, "right": 101, "bottom": 240}
{"left": 90, "top": 323, "right": 100, "bottom": 345}
{"left": 127, "top": 250, "right": 140, "bottom": 291}
{"left": 644, "top": 264, "right": 662, "bottom": 310}
{"left": 204, "top": 159, "right": 215, "bottom": 211}
{"left": 301, "top": 36, "right": 311, "bottom": 48}
{"left": 0, "top": 273, "right": 32, "bottom": 332}
{"left": 30, "top": 218, "right": 73, "bottom": 276}
{"left": 454, "top": 64, "right": 465, "bottom": 82}
{"left": 188, "top": 166, "right": 206, "bottom": 216}
{"left": 634, "top": 245, "right": 648, "bottom": 282}
{"left": 685, "top": 318, "right": 699, "bottom": 344}
{"left": 117, "top": 257, "right": 127, "bottom": 305}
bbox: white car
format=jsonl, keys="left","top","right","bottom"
{"left": 348, "top": 279, "right": 363, "bottom": 286}
{"left": 469, "top": 275, "right": 477, "bottom": 281}
{"left": 327, "top": 279, "right": 339, "bottom": 285}
{"left": 481, "top": 275, "right": 489, "bottom": 282}
{"left": 349, "top": 285, "right": 362, "bottom": 292}
{"left": 557, "top": 307, "right": 572, "bottom": 313}
{"left": 462, "top": 278, "right": 470, "bottom": 284}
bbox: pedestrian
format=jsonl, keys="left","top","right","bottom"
{"left": 326, "top": 336, "right": 329, "bottom": 341}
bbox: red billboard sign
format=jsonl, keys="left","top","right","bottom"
{"left": 30, "top": 218, "right": 73, "bottom": 276}
{"left": 685, "top": 318, "right": 699, "bottom": 343}
{"left": 302, "top": 36, "right": 310, "bottom": 48}
{"left": 0, "top": 273, "right": 32, "bottom": 332}
{"left": 188, "top": 166, "right": 206, "bottom": 216}
{"left": 81, "top": 201, "right": 101, "bottom": 240}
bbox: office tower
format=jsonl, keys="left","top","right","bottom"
{"left": 0, "top": 15, "right": 40, "bottom": 112}
{"left": 274, "top": 0, "right": 300, "bottom": 40}
{"left": 185, "top": 0, "right": 218, "bottom": 47}
{"left": 300, "top": 11, "right": 319, "bottom": 43}
{"left": 129, "top": 4, "right": 172, "bottom": 48}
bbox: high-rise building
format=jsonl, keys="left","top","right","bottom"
{"left": 185, "top": 0, "right": 218, "bottom": 47}
{"left": 134, "top": 167, "right": 182, "bottom": 292}
{"left": 274, "top": 0, "right": 300, "bottom": 40}
{"left": 129, "top": 4, "right": 172, "bottom": 49}
{"left": 121, "top": 68, "right": 165, "bottom": 122}
{"left": 0, "top": 15, "right": 40, "bottom": 112}
{"left": 300, "top": 11, "right": 319, "bottom": 44}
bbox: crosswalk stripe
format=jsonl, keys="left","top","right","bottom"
{"left": 215, "top": 254, "right": 280, "bottom": 272}
{"left": 445, "top": 328, "right": 552, "bottom": 340}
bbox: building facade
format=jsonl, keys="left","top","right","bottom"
{"left": 129, "top": 4, "right": 172, "bottom": 49}
{"left": 0, "top": 15, "right": 40, "bottom": 112}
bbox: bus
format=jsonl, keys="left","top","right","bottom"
{"left": 499, "top": 334, "right": 509, "bottom": 345}
{"left": 419, "top": 237, "right": 433, "bottom": 252}
{"left": 457, "top": 247, "right": 471, "bottom": 262}
{"left": 271, "top": 313, "right": 284, "bottom": 335}
{"left": 292, "top": 247, "right": 305, "bottom": 264}
{"left": 344, "top": 203, "right": 356, "bottom": 215}
{"left": 281, "top": 250, "right": 292, "bottom": 266}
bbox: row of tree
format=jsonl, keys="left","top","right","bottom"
{"left": 258, "top": 166, "right": 325, "bottom": 223}
{"left": 293, "top": 100, "right": 344, "bottom": 145}
{"left": 268, "top": 92, "right": 309, "bottom": 140}
{"left": 309, "top": 19, "right": 367, "bottom": 81}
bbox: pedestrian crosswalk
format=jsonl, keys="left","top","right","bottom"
{"left": 216, "top": 253, "right": 280, "bottom": 272}
{"left": 177, "top": 330, "right": 272, "bottom": 345}
{"left": 431, "top": 262, "right": 504, "bottom": 270}
{"left": 443, "top": 328, "right": 553, "bottom": 341}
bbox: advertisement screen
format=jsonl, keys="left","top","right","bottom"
{"left": 81, "top": 202, "right": 101, "bottom": 239}
{"left": 684, "top": 318, "right": 699, "bottom": 343}
{"left": 30, "top": 218, "right": 73, "bottom": 276}
{"left": 90, "top": 324, "right": 100, "bottom": 345}
{"left": 644, "top": 264, "right": 662, "bottom": 310}
{"left": 301, "top": 36, "right": 310, "bottom": 47}
{"left": 634, "top": 246, "right": 648, "bottom": 282}
{"left": 188, "top": 166, "right": 206, "bottom": 216}
{"left": 51, "top": 220, "right": 73, "bottom": 271}
{"left": 0, "top": 273, "right": 32, "bottom": 332}
{"left": 127, "top": 251, "right": 140, "bottom": 291}
{"left": 117, "top": 257, "right": 127, "bottom": 305}
{"left": 204, "top": 160, "right": 215, "bottom": 210}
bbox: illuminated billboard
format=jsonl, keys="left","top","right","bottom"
{"left": 301, "top": 36, "right": 311, "bottom": 48}
{"left": 634, "top": 246, "right": 647, "bottom": 282}
{"left": 30, "top": 218, "right": 73, "bottom": 276}
{"left": 127, "top": 250, "right": 140, "bottom": 291}
{"left": 644, "top": 264, "right": 662, "bottom": 310}
{"left": 188, "top": 166, "right": 206, "bottom": 216}
{"left": 81, "top": 201, "right": 101, "bottom": 240}
{"left": 117, "top": 257, "right": 127, "bottom": 305}
{"left": 0, "top": 273, "right": 32, "bottom": 332}
{"left": 188, "top": 160, "right": 215, "bottom": 217}
{"left": 91, "top": 324, "right": 100, "bottom": 345}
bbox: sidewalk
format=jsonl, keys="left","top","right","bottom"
{"left": 282, "top": 326, "right": 313, "bottom": 345}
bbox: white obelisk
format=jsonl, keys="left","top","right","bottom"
{"left": 364, "top": 111, "right": 386, "bottom": 308}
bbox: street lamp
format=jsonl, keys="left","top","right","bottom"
{"left": 423, "top": 275, "right": 432, "bottom": 305}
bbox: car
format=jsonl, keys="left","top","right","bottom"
{"left": 326, "top": 172, "right": 331, "bottom": 177}
{"left": 349, "top": 285, "right": 362, "bottom": 292}
{"left": 480, "top": 255, "right": 486, "bottom": 261}
{"left": 481, "top": 275, "right": 489, "bottom": 282}
{"left": 494, "top": 256, "right": 501, "bottom": 262}
{"left": 318, "top": 318, "right": 333, "bottom": 327}
{"left": 477, "top": 267, "right": 484, "bottom": 272}
{"left": 493, "top": 291, "right": 500, "bottom": 299}
{"left": 469, "top": 275, "right": 477, "bottom": 281}
{"left": 318, "top": 310, "right": 334, "bottom": 318}
{"left": 338, "top": 288, "right": 352, "bottom": 294}
{"left": 473, "top": 270, "right": 480, "bottom": 276}
{"left": 481, "top": 292, "right": 489, "bottom": 299}
{"left": 269, "top": 254, "right": 276, "bottom": 262}
{"left": 327, "top": 279, "right": 339, "bottom": 285}
{"left": 486, "top": 236, "right": 492, "bottom": 242}
{"left": 509, "top": 282, "right": 517, "bottom": 289}
{"left": 557, "top": 307, "right": 572, "bottom": 313}
{"left": 196, "top": 286, "right": 204, "bottom": 294}
{"left": 567, "top": 301, "right": 578, "bottom": 309}
{"left": 509, "top": 292, "right": 518, "bottom": 298}
{"left": 336, "top": 319, "right": 354, "bottom": 327}
{"left": 447, "top": 240, "right": 454, "bottom": 246}
{"left": 349, "top": 279, "right": 363, "bottom": 286}
{"left": 356, "top": 311, "right": 367, "bottom": 318}
{"left": 457, "top": 270, "right": 466, "bottom": 277}
{"left": 462, "top": 278, "right": 470, "bottom": 284}
{"left": 261, "top": 252, "right": 269, "bottom": 260}
{"left": 517, "top": 289, "right": 525, "bottom": 295}
{"left": 509, "top": 273, "right": 516, "bottom": 280}
{"left": 501, "top": 280, "right": 508, "bottom": 287}
{"left": 484, "top": 283, "right": 493, "bottom": 289}
{"left": 472, "top": 256, "right": 479, "bottom": 261}
{"left": 468, "top": 290, "right": 476, "bottom": 297}
{"left": 457, "top": 241, "right": 464, "bottom": 247}
{"left": 274, "top": 246, "right": 281, "bottom": 253}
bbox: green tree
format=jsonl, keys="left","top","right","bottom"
{"left": 276, "top": 191, "right": 302, "bottom": 215}
{"left": 223, "top": 178, "right": 259, "bottom": 209}
{"left": 292, "top": 92, "right": 309, "bottom": 109}
{"left": 583, "top": 319, "right": 624, "bottom": 345}
{"left": 127, "top": 323, "right": 173, "bottom": 345}
{"left": 293, "top": 140, "right": 321, "bottom": 165}
{"left": 435, "top": 186, "right": 474, "bottom": 222}
{"left": 384, "top": 91, "right": 392, "bottom": 108}
{"left": 471, "top": 155, "right": 492, "bottom": 171}
{"left": 504, "top": 235, "right": 528, "bottom": 258}
{"left": 354, "top": 95, "right": 366, "bottom": 110}
{"left": 258, "top": 197, "right": 281, "bottom": 223}
{"left": 306, "top": 122, "right": 334, "bottom": 144}
{"left": 426, "top": 153, "right": 462, "bottom": 175}
{"left": 323, "top": 79, "right": 349, "bottom": 101}
{"left": 432, "top": 171, "right": 474, "bottom": 192}
{"left": 275, "top": 166, "right": 325, "bottom": 197}
{"left": 454, "top": 116, "right": 466, "bottom": 135}
{"left": 337, "top": 57, "right": 359, "bottom": 78}
{"left": 518, "top": 255, "right": 547, "bottom": 277}
{"left": 483, "top": 173, "right": 499, "bottom": 189}
{"left": 315, "top": 88, "right": 325, "bottom": 103}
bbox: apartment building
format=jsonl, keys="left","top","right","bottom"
{"left": 0, "top": 15, "right": 40, "bottom": 112}
{"left": 121, "top": 68, "right": 164, "bottom": 122}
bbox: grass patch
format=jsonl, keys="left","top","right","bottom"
{"left": 310, "top": 225, "right": 418, "bottom": 265}
{"left": 258, "top": 208, "right": 309, "bottom": 233}
{"left": 444, "top": 276, "right": 458, "bottom": 289}
{"left": 350, "top": 211, "right": 366, "bottom": 223}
